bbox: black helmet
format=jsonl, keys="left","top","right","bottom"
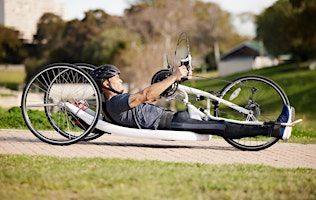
{"left": 90, "top": 64, "right": 121, "bottom": 85}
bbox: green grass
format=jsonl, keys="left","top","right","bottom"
{"left": 0, "top": 106, "right": 83, "bottom": 132}
{"left": 0, "top": 67, "right": 25, "bottom": 90}
{"left": 0, "top": 67, "right": 25, "bottom": 84}
{"left": 0, "top": 107, "right": 34, "bottom": 129}
{"left": 0, "top": 154, "right": 315, "bottom": 200}
{"left": 290, "top": 127, "right": 316, "bottom": 144}
{"left": 0, "top": 93, "right": 14, "bottom": 97}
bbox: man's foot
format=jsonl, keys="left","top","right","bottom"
{"left": 276, "top": 105, "right": 294, "bottom": 141}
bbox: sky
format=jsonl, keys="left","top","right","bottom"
{"left": 55, "top": 0, "right": 278, "bottom": 37}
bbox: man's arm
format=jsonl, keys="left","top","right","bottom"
{"left": 128, "top": 66, "right": 190, "bottom": 108}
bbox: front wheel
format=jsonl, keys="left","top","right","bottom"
{"left": 216, "top": 75, "right": 289, "bottom": 151}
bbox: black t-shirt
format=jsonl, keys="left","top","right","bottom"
{"left": 104, "top": 93, "right": 165, "bottom": 129}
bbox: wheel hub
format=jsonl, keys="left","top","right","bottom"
{"left": 245, "top": 102, "right": 260, "bottom": 121}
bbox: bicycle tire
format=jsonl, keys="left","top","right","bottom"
{"left": 21, "top": 63, "right": 102, "bottom": 145}
{"left": 216, "top": 75, "right": 289, "bottom": 151}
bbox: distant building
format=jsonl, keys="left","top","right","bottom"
{"left": 0, "top": 0, "right": 65, "bottom": 43}
{"left": 218, "top": 41, "right": 278, "bottom": 76}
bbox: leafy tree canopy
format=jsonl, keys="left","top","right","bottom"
{"left": 0, "top": 25, "right": 26, "bottom": 64}
{"left": 256, "top": 0, "right": 316, "bottom": 60}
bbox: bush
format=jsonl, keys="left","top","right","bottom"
{"left": 0, "top": 107, "right": 53, "bottom": 129}
{"left": 0, "top": 107, "right": 26, "bottom": 129}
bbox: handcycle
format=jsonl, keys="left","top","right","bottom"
{"left": 20, "top": 34, "right": 302, "bottom": 151}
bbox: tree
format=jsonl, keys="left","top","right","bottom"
{"left": 0, "top": 25, "right": 26, "bottom": 64}
{"left": 124, "top": 0, "right": 244, "bottom": 73}
{"left": 256, "top": 1, "right": 292, "bottom": 56}
{"left": 50, "top": 9, "right": 123, "bottom": 63}
{"left": 123, "top": 0, "right": 197, "bottom": 88}
{"left": 33, "top": 13, "right": 65, "bottom": 47}
{"left": 32, "top": 13, "right": 66, "bottom": 63}
{"left": 289, "top": 0, "right": 316, "bottom": 60}
{"left": 25, "top": 10, "right": 125, "bottom": 79}
{"left": 82, "top": 28, "right": 142, "bottom": 66}
{"left": 24, "top": 13, "right": 66, "bottom": 79}
{"left": 256, "top": 0, "right": 316, "bottom": 61}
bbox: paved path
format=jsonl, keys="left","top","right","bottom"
{"left": 1, "top": 129, "right": 316, "bottom": 169}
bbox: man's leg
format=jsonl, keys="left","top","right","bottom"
{"left": 170, "top": 111, "right": 280, "bottom": 139}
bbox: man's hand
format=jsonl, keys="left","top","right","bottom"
{"left": 174, "top": 66, "right": 192, "bottom": 81}
{"left": 128, "top": 66, "right": 192, "bottom": 108}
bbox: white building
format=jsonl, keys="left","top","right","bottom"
{"left": 0, "top": 0, "right": 65, "bottom": 42}
{"left": 218, "top": 41, "right": 278, "bottom": 76}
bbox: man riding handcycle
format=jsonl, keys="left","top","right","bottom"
{"left": 21, "top": 34, "right": 301, "bottom": 150}
{"left": 72, "top": 64, "right": 294, "bottom": 143}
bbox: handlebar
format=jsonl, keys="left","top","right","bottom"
{"left": 180, "top": 54, "right": 192, "bottom": 82}
{"left": 180, "top": 54, "right": 192, "bottom": 69}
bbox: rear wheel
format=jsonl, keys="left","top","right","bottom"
{"left": 21, "top": 63, "right": 101, "bottom": 145}
{"left": 216, "top": 75, "right": 289, "bottom": 151}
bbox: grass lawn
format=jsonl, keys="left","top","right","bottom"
{"left": 0, "top": 67, "right": 25, "bottom": 84}
{"left": 0, "top": 154, "right": 315, "bottom": 200}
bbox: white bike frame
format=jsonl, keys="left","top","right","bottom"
{"left": 177, "top": 84, "right": 301, "bottom": 127}
{"left": 177, "top": 84, "right": 264, "bottom": 126}
{"left": 65, "top": 83, "right": 275, "bottom": 142}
